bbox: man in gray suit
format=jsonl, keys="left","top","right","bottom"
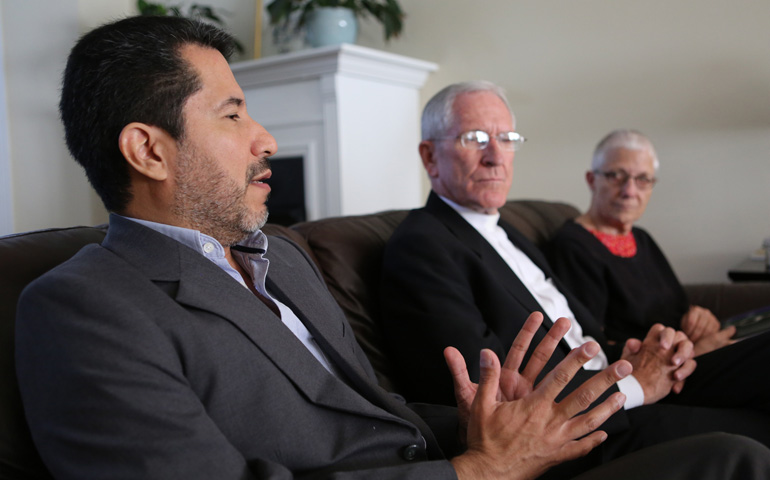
{"left": 14, "top": 15, "right": 770, "bottom": 480}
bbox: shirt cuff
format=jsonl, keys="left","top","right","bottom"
{"left": 617, "top": 375, "right": 645, "bottom": 409}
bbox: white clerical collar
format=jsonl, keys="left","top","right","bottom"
{"left": 438, "top": 194, "right": 500, "bottom": 235}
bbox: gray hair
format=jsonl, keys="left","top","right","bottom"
{"left": 421, "top": 80, "right": 515, "bottom": 141}
{"left": 592, "top": 129, "right": 660, "bottom": 171}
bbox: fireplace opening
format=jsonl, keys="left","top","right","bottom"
{"left": 266, "top": 156, "right": 306, "bottom": 226}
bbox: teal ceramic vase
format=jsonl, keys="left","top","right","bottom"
{"left": 305, "top": 7, "right": 358, "bottom": 47}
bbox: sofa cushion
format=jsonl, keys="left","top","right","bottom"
{"left": 499, "top": 199, "right": 579, "bottom": 247}
{"left": 1, "top": 226, "right": 109, "bottom": 479}
{"left": 685, "top": 282, "right": 770, "bottom": 320}
{"left": 292, "top": 210, "right": 408, "bottom": 392}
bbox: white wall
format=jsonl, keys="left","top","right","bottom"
{"left": 0, "top": 0, "right": 128, "bottom": 232}
{"left": 2, "top": 1, "right": 87, "bottom": 232}
{"left": 0, "top": 0, "right": 257, "bottom": 233}
{"left": 3, "top": 0, "right": 769, "bottom": 283}
{"left": 0, "top": 7, "right": 13, "bottom": 235}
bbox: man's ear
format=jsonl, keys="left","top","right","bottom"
{"left": 118, "top": 122, "right": 176, "bottom": 181}
{"left": 419, "top": 140, "right": 439, "bottom": 178}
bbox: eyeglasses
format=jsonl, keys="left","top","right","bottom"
{"left": 434, "top": 130, "right": 527, "bottom": 151}
{"left": 594, "top": 169, "right": 657, "bottom": 190}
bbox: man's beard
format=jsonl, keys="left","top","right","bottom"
{"left": 172, "top": 144, "right": 270, "bottom": 247}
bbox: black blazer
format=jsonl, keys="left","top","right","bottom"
{"left": 380, "top": 192, "right": 628, "bottom": 434}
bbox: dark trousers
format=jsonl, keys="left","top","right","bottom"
{"left": 573, "top": 433, "right": 770, "bottom": 480}
{"left": 546, "top": 330, "right": 770, "bottom": 479}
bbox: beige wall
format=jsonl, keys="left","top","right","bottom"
{"left": 1, "top": 0, "right": 254, "bottom": 234}
{"left": 351, "top": 0, "right": 770, "bottom": 283}
{"left": 2, "top": 0, "right": 94, "bottom": 232}
{"left": 3, "top": 0, "right": 769, "bottom": 282}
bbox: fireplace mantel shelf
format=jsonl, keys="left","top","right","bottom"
{"left": 232, "top": 43, "right": 436, "bottom": 89}
{"left": 232, "top": 44, "right": 438, "bottom": 219}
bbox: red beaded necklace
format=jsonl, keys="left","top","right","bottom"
{"left": 588, "top": 228, "right": 637, "bottom": 258}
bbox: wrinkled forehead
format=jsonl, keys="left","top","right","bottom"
{"left": 449, "top": 91, "right": 515, "bottom": 132}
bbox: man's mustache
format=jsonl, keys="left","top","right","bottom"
{"left": 247, "top": 157, "right": 272, "bottom": 182}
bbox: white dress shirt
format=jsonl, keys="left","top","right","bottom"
{"left": 439, "top": 196, "right": 644, "bottom": 409}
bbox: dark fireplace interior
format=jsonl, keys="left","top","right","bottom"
{"left": 266, "top": 156, "right": 306, "bottom": 226}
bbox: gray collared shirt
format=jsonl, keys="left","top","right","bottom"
{"left": 122, "top": 215, "right": 338, "bottom": 376}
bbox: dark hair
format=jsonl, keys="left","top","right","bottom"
{"left": 59, "top": 15, "right": 235, "bottom": 212}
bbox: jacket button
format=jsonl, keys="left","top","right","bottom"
{"left": 402, "top": 444, "right": 420, "bottom": 461}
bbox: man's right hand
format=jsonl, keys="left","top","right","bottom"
{"left": 447, "top": 313, "right": 631, "bottom": 480}
{"left": 621, "top": 324, "right": 698, "bottom": 403}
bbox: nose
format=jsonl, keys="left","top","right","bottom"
{"left": 481, "top": 137, "right": 511, "bottom": 166}
{"left": 250, "top": 118, "right": 278, "bottom": 158}
{"left": 619, "top": 176, "right": 637, "bottom": 196}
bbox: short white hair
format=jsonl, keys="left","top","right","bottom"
{"left": 592, "top": 129, "right": 660, "bottom": 171}
{"left": 421, "top": 80, "right": 515, "bottom": 141}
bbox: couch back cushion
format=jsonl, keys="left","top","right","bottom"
{"left": 1, "top": 226, "right": 110, "bottom": 479}
{"left": 292, "top": 199, "right": 579, "bottom": 393}
{"left": 292, "top": 210, "right": 409, "bottom": 392}
{"left": 499, "top": 200, "right": 580, "bottom": 247}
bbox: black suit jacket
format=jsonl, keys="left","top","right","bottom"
{"left": 380, "top": 192, "right": 628, "bottom": 434}
{"left": 16, "top": 214, "right": 459, "bottom": 480}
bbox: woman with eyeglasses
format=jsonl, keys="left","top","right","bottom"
{"left": 546, "top": 129, "right": 735, "bottom": 356}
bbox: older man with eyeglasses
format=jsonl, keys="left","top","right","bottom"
{"left": 546, "top": 129, "right": 735, "bottom": 355}
{"left": 380, "top": 81, "right": 770, "bottom": 479}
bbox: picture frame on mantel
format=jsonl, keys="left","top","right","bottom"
{"left": 253, "top": 0, "right": 262, "bottom": 58}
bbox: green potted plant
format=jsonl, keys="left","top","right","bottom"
{"left": 267, "top": 0, "right": 404, "bottom": 47}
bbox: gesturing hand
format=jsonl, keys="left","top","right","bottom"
{"left": 446, "top": 312, "right": 570, "bottom": 436}
{"left": 447, "top": 312, "right": 631, "bottom": 480}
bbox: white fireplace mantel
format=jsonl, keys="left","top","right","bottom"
{"left": 231, "top": 44, "right": 438, "bottom": 220}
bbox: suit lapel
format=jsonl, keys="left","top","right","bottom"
{"left": 424, "top": 194, "right": 555, "bottom": 330}
{"left": 263, "top": 241, "right": 445, "bottom": 453}
{"left": 101, "top": 216, "right": 418, "bottom": 426}
{"left": 424, "top": 194, "right": 610, "bottom": 356}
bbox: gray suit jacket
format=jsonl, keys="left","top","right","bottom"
{"left": 16, "top": 215, "right": 458, "bottom": 480}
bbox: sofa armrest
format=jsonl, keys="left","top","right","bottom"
{"left": 684, "top": 282, "right": 770, "bottom": 320}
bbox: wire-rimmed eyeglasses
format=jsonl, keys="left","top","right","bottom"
{"left": 593, "top": 169, "right": 657, "bottom": 190}
{"left": 433, "top": 130, "right": 526, "bottom": 151}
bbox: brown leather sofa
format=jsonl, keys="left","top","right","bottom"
{"left": 3, "top": 199, "right": 769, "bottom": 478}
